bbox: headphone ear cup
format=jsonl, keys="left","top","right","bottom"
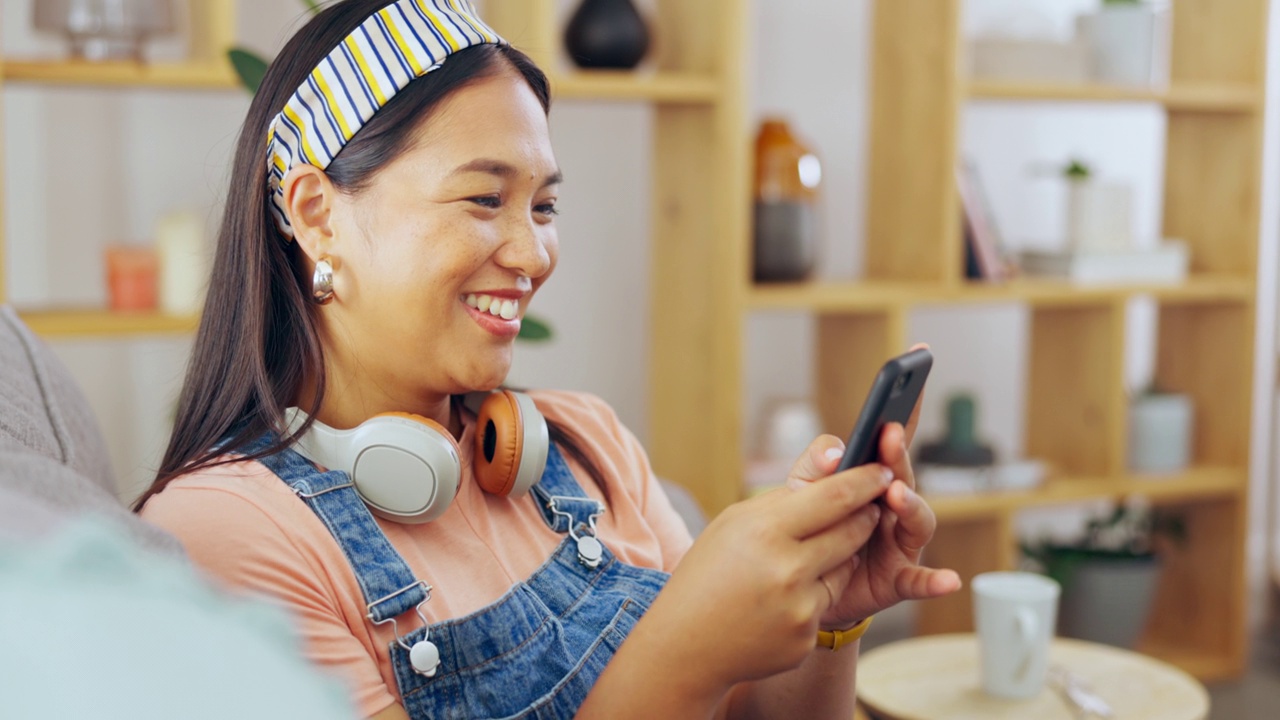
{"left": 472, "top": 391, "right": 549, "bottom": 498}
{"left": 474, "top": 391, "right": 524, "bottom": 496}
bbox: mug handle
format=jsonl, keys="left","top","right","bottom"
{"left": 1013, "top": 607, "right": 1038, "bottom": 681}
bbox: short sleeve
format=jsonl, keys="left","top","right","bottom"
{"left": 142, "top": 485, "right": 399, "bottom": 717}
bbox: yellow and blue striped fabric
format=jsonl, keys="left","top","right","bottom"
{"left": 266, "top": 0, "right": 505, "bottom": 237}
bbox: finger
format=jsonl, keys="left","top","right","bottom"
{"left": 893, "top": 565, "right": 963, "bottom": 601}
{"left": 776, "top": 464, "right": 893, "bottom": 539}
{"left": 785, "top": 435, "right": 847, "bottom": 491}
{"left": 903, "top": 343, "right": 930, "bottom": 443}
{"left": 884, "top": 480, "right": 937, "bottom": 554}
{"left": 800, "top": 503, "right": 881, "bottom": 577}
{"left": 821, "top": 554, "right": 859, "bottom": 603}
{"left": 878, "top": 424, "right": 915, "bottom": 491}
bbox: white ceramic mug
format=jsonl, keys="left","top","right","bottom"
{"left": 972, "top": 571, "right": 1061, "bottom": 699}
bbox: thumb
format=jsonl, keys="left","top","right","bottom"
{"left": 785, "top": 435, "right": 846, "bottom": 491}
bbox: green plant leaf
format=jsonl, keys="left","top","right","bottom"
{"left": 518, "top": 315, "right": 554, "bottom": 342}
{"left": 301, "top": 0, "right": 323, "bottom": 13}
{"left": 227, "top": 47, "right": 269, "bottom": 94}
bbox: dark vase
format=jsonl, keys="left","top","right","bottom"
{"left": 564, "top": 0, "right": 651, "bottom": 70}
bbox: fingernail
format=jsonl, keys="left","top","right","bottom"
{"left": 880, "top": 466, "right": 894, "bottom": 483}
{"left": 869, "top": 504, "right": 882, "bottom": 523}
{"left": 823, "top": 447, "right": 843, "bottom": 464}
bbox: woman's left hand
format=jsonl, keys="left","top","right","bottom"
{"left": 792, "top": 368, "right": 963, "bottom": 629}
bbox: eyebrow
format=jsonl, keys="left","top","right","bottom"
{"left": 449, "top": 158, "right": 563, "bottom": 188}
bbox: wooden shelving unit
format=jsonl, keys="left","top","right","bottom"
{"left": 16, "top": 309, "right": 200, "bottom": 337}
{"left": 621, "top": 0, "right": 1268, "bottom": 685}
{"left": 966, "top": 79, "right": 1261, "bottom": 112}
{"left": 0, "top": 0, "right": 236, "bottom": 336}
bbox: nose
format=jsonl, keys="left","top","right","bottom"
{"left": 497, "top": 215, "right": 553, "bottom": 279}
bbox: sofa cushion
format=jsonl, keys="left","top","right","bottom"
{"left": 0, "top": 306, "right": 115, "bottom": 494}
{"left": 0, "top": 306, "right": 181, "bottom": 556}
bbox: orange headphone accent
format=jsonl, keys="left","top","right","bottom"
{"left": 284, "top": 390, "right": 548, "bottom": 524}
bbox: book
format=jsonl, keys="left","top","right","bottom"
{"left": 1018, "top": 243, "right": 1189, "bottom": 284}
{"left": 957, "top": 159, "right": 1008, "bottom": 281}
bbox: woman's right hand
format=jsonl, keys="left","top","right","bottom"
{"left": 643, "top": 439, "right": 890, "bottom": 695}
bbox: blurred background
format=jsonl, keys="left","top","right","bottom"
{"left": 3, "top": 0, "right": 1279, "bottom": 714}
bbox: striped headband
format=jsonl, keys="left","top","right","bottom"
{"left": 266, "top": 0, "right": 505, "bottom": 238}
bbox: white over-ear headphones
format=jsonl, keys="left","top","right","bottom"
{"left": 283, "top": 390, "right": 549, "bottom": 524}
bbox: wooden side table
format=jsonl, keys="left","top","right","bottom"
{"left": 857, "top": 633, "right": 1210, "bottom": 720}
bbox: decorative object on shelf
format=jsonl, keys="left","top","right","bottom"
{"left": 745, "top": 398, "right": 822, "bottom": 494}
{"left": 1063, "top": 158, "right": 1134, "bottom": 253}
{"left": 1022, "top": 501, "right": 1185, "bottom": 649}
{"left": 33, "top": 0, "right": 176, "bottom": 62}
{"left": 752, "top": 118, "right": 821, "bottom": 283}
{"left": 105, "top": 246, "right": 159, "bottom": 312}
{"left": 957, "top": 159, "right": 1008, "bottom": 282}
{"left": 563, "top": 0, "right": 651, "bottom": 70}
{"left": 968, "top": 37, "right": 1090, "bottom": 85}
{"left": 916, "top": 460, "right": 1046, "bottom": 496}
{"left": 225, "top": 0, "right": 552, "bottom": 342}
{"left": 1076, "top": 0, "right": 1171, "bottom": 88}
{"left": 1018, "top": 242, "right": 1188, "bottom": 285}
{"left": 919, "top": 394, "right": 996, "bottom": 467}
{"left": 1128, "top": 387, "right": 1194, "bottom": 474}
{"left": 155, "top": 211, "right": 207, "bottom": 315}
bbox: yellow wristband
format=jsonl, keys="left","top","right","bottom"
{"left": 816, "top": 616, "right": 873, "bottom": 651}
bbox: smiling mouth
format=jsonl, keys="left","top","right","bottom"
{"left": 464, "top": 293, "right": 519, "bottom": 320}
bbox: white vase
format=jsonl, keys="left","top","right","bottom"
{"left": 1078, "top": 5, "right": 1163, "bottom": 88}
{"left": 1128, "top": 393, "right": 1194, "bottom": 474}
{"left": 1066, "top": 180, "right": 1134, "bottom": 253}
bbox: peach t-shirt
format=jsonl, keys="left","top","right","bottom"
{"left": 142, "top": 391, "right": 694, "bottom": 717}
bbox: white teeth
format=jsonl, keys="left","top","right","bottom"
{"left": 466, "top": 293, "right": 520, "bottom": 321}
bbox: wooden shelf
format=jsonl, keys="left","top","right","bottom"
{"left": 17, "top": 309, "right": 200, "bottom": 337}
{"left": 549, "top": 71, "right": 720, "bottom": 103}
{"left": 747, "top": 275, "right": 1255, "bottom": 312}
{"left": 966, "top": 80, "right": 1261, "bottom": 113}
{"left": 0, "top": 59, "right": 238, "bottom": 90}
{"left": 927, "top": 466, "right": 1246, "bottom": 522}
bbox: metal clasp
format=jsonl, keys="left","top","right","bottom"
{"left": 547, "top": 496, "right": 607, "bottom": 569}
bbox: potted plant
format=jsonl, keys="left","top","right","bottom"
{"left": 1021, "top": 501, "right": 1185, "bottom": 648}
{"left": 1062, "top": 157, "right": 1134, "bottom": 253}
{"left": 225, "top": 4, "right": 554, "bottom": 342}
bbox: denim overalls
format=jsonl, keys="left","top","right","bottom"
{"left": 243, "top": 431, "right": 670, "bottom": 719}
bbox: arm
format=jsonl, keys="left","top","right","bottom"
{"left": 575, "top": 459, "right": 894, "bottom": 719}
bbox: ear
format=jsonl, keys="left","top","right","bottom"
{"left": 282, "top": 164, "right": 336, "bottom": 262}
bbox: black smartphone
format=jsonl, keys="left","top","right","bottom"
{"left": 835, "top": 348, "right": 933, "bottom": 472}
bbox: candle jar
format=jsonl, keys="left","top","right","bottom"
{"left": 105, "top": 246, "right": 158, "bottom": 312}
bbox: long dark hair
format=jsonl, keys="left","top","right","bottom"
{"left": 134, "top": 0, "right": 604, "bottom": 511}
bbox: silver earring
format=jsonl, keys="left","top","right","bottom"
{"left": 312, "top": 257, "right": 335, "bottom": 305}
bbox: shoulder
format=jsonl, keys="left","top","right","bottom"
{"left": 525, "top": 388, "right": 622, "bottom": 429}
{"left": 139, "top": 458, "right": 329, "bottom": 582}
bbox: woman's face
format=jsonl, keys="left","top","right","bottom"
{"left": 322, "top": 67, "right": 559, "bottom": 404}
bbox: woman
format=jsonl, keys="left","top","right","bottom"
{"left": 136, "top": 1, "right": 960, "bottom": 718}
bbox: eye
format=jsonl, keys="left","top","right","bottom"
{"left": 535, "top": 201, "right": 559, "bottom": 217}
{"left": 469, "top": 195, "right": 501, "bottom": 209}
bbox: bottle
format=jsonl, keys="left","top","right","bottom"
{"left": 753, "top": 119, "right": 821, "bottom": 282}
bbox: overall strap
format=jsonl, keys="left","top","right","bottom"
{"left": 529, "top": 443, "right": 605, "bottom": 533}
{"left": 241, "top": 431, "right": 427, "bottom": 623}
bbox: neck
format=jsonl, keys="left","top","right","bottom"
{"left": 293, "top": 361, "right": 461, "bottom": 439}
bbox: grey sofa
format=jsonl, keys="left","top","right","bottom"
{"left": 0, "top": 305, "right": 180, "bottom": 552}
